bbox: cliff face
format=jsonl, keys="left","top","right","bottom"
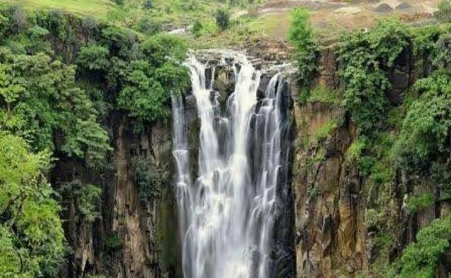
{"left": 54, "top": 113, "right": 181, "bottom": 278}
{"left": 291, "top": 44, "right": 449, "bottom": 277}
{"left": 50, "top": 33, "right": 447, "bottom": 278}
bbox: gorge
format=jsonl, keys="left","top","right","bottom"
{"left": 1, "top": 2, "right": 451, "bottom": 278}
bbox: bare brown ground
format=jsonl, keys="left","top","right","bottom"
{"left": 253, "top": 0, "right": 441, "bottom": 40}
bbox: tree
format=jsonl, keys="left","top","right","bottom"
{"left": 0, "top": 132, "right": 65, "bottom": 277}
{"left": 0, "top": 47, "right": 111, "bottom": 166}
{"left": 117, "top": 35, "right": 189, "bottom": 128}
{"left": 288, "top": 8, "right": 315, "bottom": 53}
{"left": 215, "top": 9, "right": 230, "bottom": 31}
{"left": 394, "top": 73, "right": 451, "bottom": 172}
{"left": 287, "top": 8, "right": 318, "bottom": 89}
{"left": 337, "top": 19, "right": 410, "bottom": 134}
{"left": 391, "top": 216, "right": 451, "bottom": 277}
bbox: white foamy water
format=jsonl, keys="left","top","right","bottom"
{"left": 172, "top": 53, "right": 284, "bottom": 278}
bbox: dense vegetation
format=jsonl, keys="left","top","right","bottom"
{"left": 290, "top": 2, "right": 451, "bottom": 276}
{"left": 0, "top": 0, "right": 450, "bottom": 276}
{"left": 0, "top": 4, "right": 189, "bottom": 276}
{"left": 287, "top": 8, "right": 318, "bottom": 93}
{"left": 337, "top": 20, "right": 451, "bottom": 277}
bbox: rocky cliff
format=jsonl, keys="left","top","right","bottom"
{"left": 53, "top": 113, "right": 181, "bottom": 278}
{"left": 291, "top": 43, "right": 450, "bottom": 277}
{"left": 49, "top": 32, "right": 447, "bottom": 278}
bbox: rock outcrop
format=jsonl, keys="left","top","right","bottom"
{"left": 291, "top": 43, "right": 449, "bottom": 277}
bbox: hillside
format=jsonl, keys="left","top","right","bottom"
{"left": 4, "top": 0, "right": 442, "bottom": 45}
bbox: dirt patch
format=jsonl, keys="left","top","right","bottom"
{"left": 334, "top": 7, "right": 362, "bottom": 15}
{"left": 257, "top": 0, "right": 345, "bottom": 14}
{"left": 399, "top": 12, "right": 433, "bottom": 22}
{"left": 247, "top": 0, "right": 441, "bottom": 41}
{"left": 396, "top": 2, "right": 414, "bottom": 10}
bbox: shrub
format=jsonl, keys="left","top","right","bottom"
{"left": 77, "top": 44, "right": 110, "bottom": 71}
{"left": 132, "top": 157, "right": 162, "bottom": 204}
{"left": 391, "top": 216, "right": 451, "bottom": 277}
{"left": 433, "top": 34, "right": 451, "bottom": 70}
{"left": 394, "top": 73, "right": 451, "bottom": 173}
{"left": 215, "top": 9, "right": 230, "bottom": 31}
{"left": 346, "top": 139, "right": 366, "bottom": 163}
{"left": 136, "top": 17, "right": 161, "bottom": 36}
{"left": 314, "top": 120, "right": 336, "bottom": 143}
{"left": 79, "top": 184, "right": 102, "bottom": 222}
{"left": 60, "top": 181, "right": 102, "bottom": 222}
{"left": 12, "top": 6, "right": 27, "bottom": 32}
{"left": 406, "top": 193, "right": 435, "bottom": 214}
{"left": 287, "top": 8, "right": 318, "bottom": 89}
{"left": 337, "top": 19, "right": 410, "bottom": 134}
{"left": 192, "top": 21, "right": 203, "bottom": 37}
{"left": 288, "top": 8, "right": 315, "bottom": 52}
{"left": 103, "top": 233, "right": 123, "bottom": 251}
{"left": 0, "top": 48, "right": 111, "bottom": 164}
{"left": 308, "top": 86, "right": 339, "bottom": 104}
{"left": 0, "top": 132, "right": 65, "bottom": 277}
{"left": 143, "top": 0, "right": 153, "bottom": 10}
{"left": 434, "top": 0, "right": 451, "bottom": 23}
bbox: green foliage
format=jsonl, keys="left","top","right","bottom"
{"left": 288, "top": 8, "right": 318, "bottom": 89}
{"left": 215, "top": 8, "right": 230, "bottom": 31}
{"left": 338, "top": 18, "right": 410, "bottom": 134}
{"left": 346, "top": 139, "right": 366, "bottom": 163}
{"left": 135, "top": 17, "right": 161, "bottom": 36}
{"left": 132, "top": 157, "right": 163, "bottom": 204}
{"left": 60, "top": 181, "right": 102, "bottom": 222}
{"left": 297, "top": 89, "right": 310, "bottom": 105}
{"left": 78, "top": 45, "right": 110, "bottom": 71}
{"left": 308, "top": 86, "right": 340, "bottom": 104}
{"left": 0, "top": 47, "right": 111, "bottom": 165}
{"left": 434, "top": 0, "right": 451, "bottom": 23}
{"left": 103, "top": 233, "right": 123, "bottom": 251}
{"left": 79, "top": 184, "right": 102, "bottom": 222}
{"left": 412, "top": 25, "right": 445, "bottom": 62}
{"left": 406, "top": 193, "right": 435, "bottom": 214}
{"left": 313, "top": 120, "right": 336, "bottom": 143}
{"left": 391, "top": 216, "right": 451, "bottom": 277}
{"left": 142, "top": 34, "right": 188, "bottom": 66}
{"left": 192, "top": 20, "right": 203, "bottom": 37}
{"left": 143, "top": 0, "right": 153, "bottom": 10}
{"left": 433, "top": 34, "right": 451, "bottom": 70}
{"left": 394, "top": 73, "right": 451, "bottom": 173}
{"left": 431, "top": 162, "right": 451, "bottom": 200}
{"left": 0, "top": 132, "right": 65, "bottom": 277}
{"left": 288, "top": 8, "right": 315, "bottom": 53}
{"left": 117, "top": 35, "right": 190, "bottom": 126}
{"left": 118, "top": 63, "right": 168, "bottom": 121}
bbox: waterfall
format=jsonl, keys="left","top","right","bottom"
{"left": 172, "top": 52, "right": 289, "bottom": 278}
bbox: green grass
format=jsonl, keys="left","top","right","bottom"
{"left": 247, "top": 12, "right": 291, "bottom": 39}
{"left": 309, "top": 86, "right": 340, "bottom": 104}
{"left": 313, "top": 120, "right": 336, "bottom": 143}
{"left": 4, "top": 0, "right": 114, "bottom": 18}
{"left": 3, "top": 0, "right": 274, "bottom": 47}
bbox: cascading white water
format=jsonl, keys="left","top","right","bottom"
{"left": 172, "top": 52, "right": 284, "bottom": 278}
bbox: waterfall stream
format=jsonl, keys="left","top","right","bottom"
{"left": 172, "top": 53, "right": 288, "bottom": 278}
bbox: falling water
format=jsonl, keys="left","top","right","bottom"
{"left": 172, "top": 52, "right": 286, "bottom": 278}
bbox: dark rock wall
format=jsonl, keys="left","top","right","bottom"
{"left": 53, "top": 113, "right": 181, "bottom": 278}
